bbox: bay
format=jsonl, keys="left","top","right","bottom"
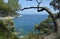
{"left": 14, "top": 14, "right": 48, "bottom": 35}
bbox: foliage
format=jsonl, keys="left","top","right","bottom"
{"left": 34, "top": 17, "right": 54, "bottom": 35}
{"left": 0, "top": 29, "right": 19, "bottom": 39}
{"left": 0, "top": 0, "right": 20, "bottom": 11}
{"left": 50, "top": 0, "right": 60, "bottom": 11}
{"left": 24, "top": 31, "right": 45, "bottom": 39}
{"left": 0, "top": 20, "right": 19, "bottom": 39}
{"left": 8, "top": 0, "right": 20, "bottom": 11}
{"left": 0, "top": 0, "right": 20, "bottom": 17}
{"left": 0, "top": 0, "right": 20, "bottom": 39}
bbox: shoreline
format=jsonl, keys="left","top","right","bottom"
{"left": 0, "top": 17, "right": 15, "bottom": 20}
{"left": 0, "top": 15, "right": 22, "bottom": 20}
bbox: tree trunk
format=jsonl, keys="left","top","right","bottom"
{"left": 55, "top": 19, "right": 60, "bottom": 33}
{"left": 44, "top": 19, "right": 60, "bottom": 39}
{"left": 43, "top": 7, "right": 60, "bottom": 39}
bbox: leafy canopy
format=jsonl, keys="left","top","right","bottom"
{"left": 50, "top": 0, "right": 60, "bottom": 11}
{"left": 0, "top": 0, "right": 20, "bottom": 17}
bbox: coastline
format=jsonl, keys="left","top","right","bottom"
{"left": 0, "top": 15, "right": 22, "bottom": 20}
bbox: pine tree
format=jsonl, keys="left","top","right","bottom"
{"left": 8, "top": 0, "right": 19, "bottom": 11}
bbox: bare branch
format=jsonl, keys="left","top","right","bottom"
{"left": 36, "top": 0, "right": 42, "bottom": 4}
{"left": 21, "top": 6, "right": 54, "bottom": 17}
{"left": 21, "top": 7, "right": 54, "bottom": 15}
{"left": 21, "top": 7, "right": 42, "bottom": 11}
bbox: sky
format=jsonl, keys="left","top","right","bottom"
{"left": 4, "top": 0, "right": 58, "bottom": 15}
{"left": 19, "top": 0, "right": 58, "bottom": 15}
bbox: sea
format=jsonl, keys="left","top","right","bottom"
{"left": 13, "top": 14, "right": 48, "bottom": 36}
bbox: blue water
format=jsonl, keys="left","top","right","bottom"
{"left": 14, "top": 14, "right": 48, "bottom": 35}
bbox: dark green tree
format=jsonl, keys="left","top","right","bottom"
{"left": 50, "top": 0, "right": 60, "bottom": 11}
{"left": 34, "top": 16, "right": 54, "bottom": 35}
{"left": 0, "top": 0, "right": 20, "bottom": 39}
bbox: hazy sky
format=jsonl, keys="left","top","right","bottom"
{"left": 4, "top": 0, "right": 57, "bottom": 15}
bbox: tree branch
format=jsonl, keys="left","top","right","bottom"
{"left": 21, "top": 6, "right": 57, "bottom": 32}
{"left": 21, "top": 7, "right": 55, "bottom": 18}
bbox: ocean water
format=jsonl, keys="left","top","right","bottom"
{"left": 14, "top": 14, "right": 48, "bottom": 35}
